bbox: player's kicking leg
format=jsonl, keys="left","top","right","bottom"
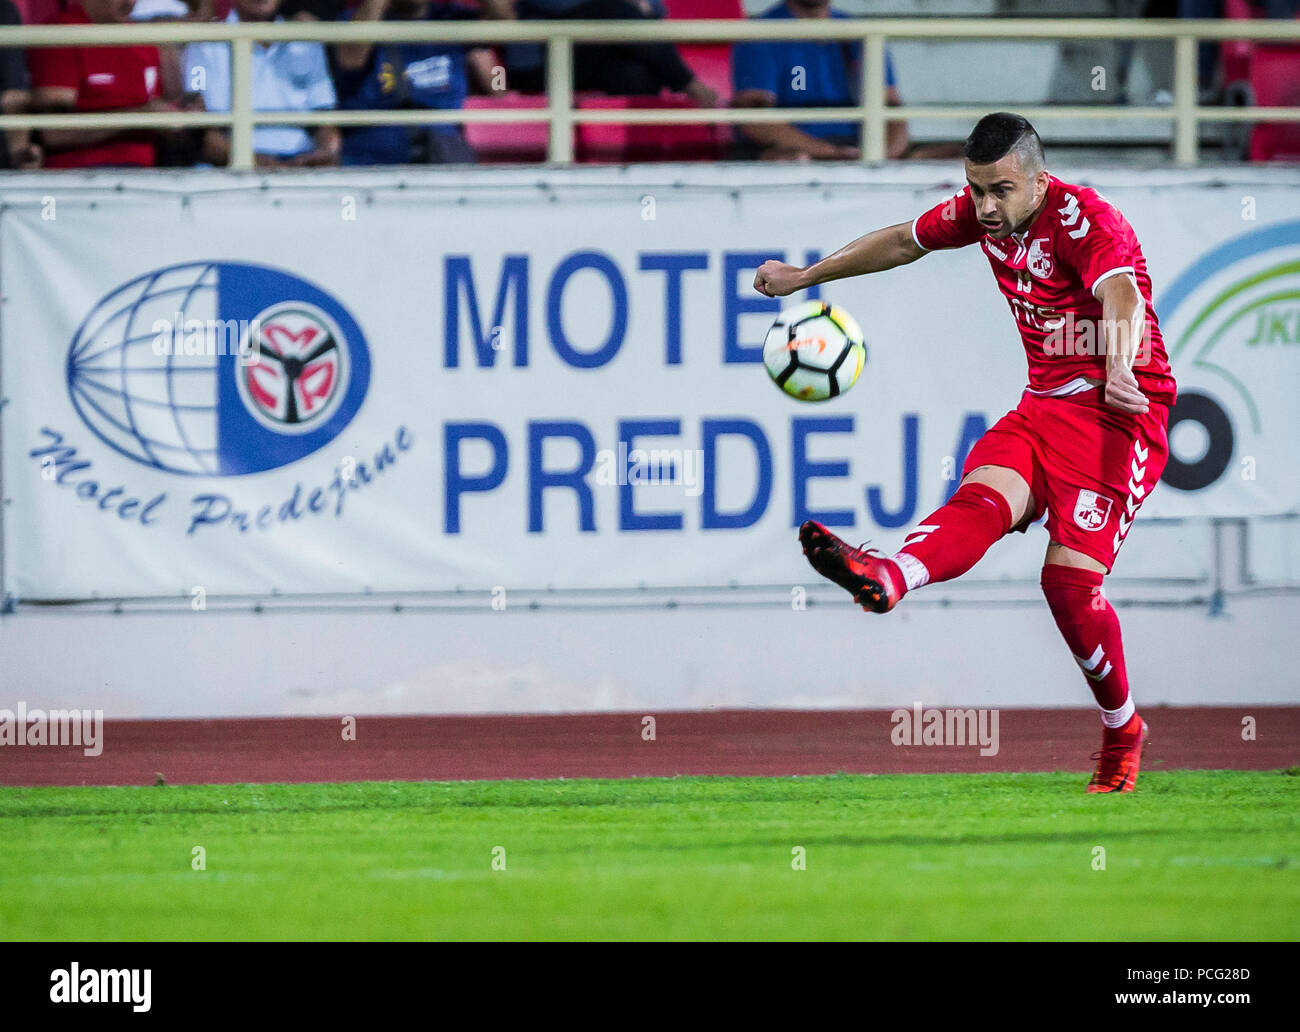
{"left": 1039, "top": 543, "right": 1149, "bottom": 794}
{"left": 800, "top": 464, "right": 1032, "bottom": 612}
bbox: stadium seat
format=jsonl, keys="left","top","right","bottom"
{"left": 564, "top": 0, "right": 740, "bottom": 163}
{"left": 1245, "top": 45, "right": 1300, "bottom": 160}
{"left": 464, "top": 94, "right": 551, "bottom": 164}
{"left": 661, "top": 0, "right": 743, "bottom": 18}
{"left": 662, "top": 0, "right": 741, "bottom": 105}
{"left": 575, "top": 95, "right": 726, "bottom": 163}
{"left": 1222, "top": 0, "right": 1300, "bottom": 161}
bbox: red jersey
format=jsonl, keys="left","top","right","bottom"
{"left": 912, "top": 175, "right": 1177, "bottom": 408}
{"left": 27, "top": 6, "right": 161, "bottom": 169}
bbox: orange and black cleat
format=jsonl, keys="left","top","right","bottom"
{"left": 798, "top": 520, "right": 906, "bottom": 614}
{"left": 1086, "top": 716, "right": 1150, "bottom": 793}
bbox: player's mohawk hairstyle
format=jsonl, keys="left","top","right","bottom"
{"left": 963, "top": 112, "right": 1045, "bottom": 172}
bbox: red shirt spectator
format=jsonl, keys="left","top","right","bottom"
{"left": 28, "top": 0, "right": 163, "bottom": 168}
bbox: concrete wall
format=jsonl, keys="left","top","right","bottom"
{"left": 2, "top": 588, "right": 1295, "bottom": 718}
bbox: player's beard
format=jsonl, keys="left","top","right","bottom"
{"left": 1008, "top": 186, "right": 1050, "bottom": 236}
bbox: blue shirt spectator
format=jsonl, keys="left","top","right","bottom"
{"left": 334, "top": 1, "right": 476, "bottom": 165}
{"left": 732, "top": 0, "right": 902, "bottom": 154}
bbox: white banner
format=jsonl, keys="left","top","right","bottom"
{"left": 2, "top": 167, "right": 1297, "bottom": 599}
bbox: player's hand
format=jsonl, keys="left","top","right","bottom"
{"left": 753, "top": 260, "right": 807, "bottom": 298}
{"left": 11, "top": 142, "right": 42, "bottom": 170}
{"left": 1104, "top": 364, "right": 1149, "bottom": 415}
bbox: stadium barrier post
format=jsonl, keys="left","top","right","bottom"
{"left": 230, "top": 37, "right": 255, "bottom": 172}
{"left": 862, "top": 32, "right": 886, "bottom": 164}
{"left": 547, "top": 34, "right": 574, "bottom": 164}
{"left": 1174, "top": 33, "right": 1198, "bottom": 166}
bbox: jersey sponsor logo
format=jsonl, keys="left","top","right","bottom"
{"left": 86, "top": 73, "right": 116, "bottom": 86}
{"left": 1006, "top": 294, "right": 1063, "bottom": 330}
{"left": 1072, "top": 489, "right": 1113, "bottom": 532}
{"left": 1028, "top": 239, "right": 1053, "bottom": 279}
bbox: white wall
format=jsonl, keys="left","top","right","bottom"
{"left": 1, "top": 589, "right": 1295, "bottom": 718}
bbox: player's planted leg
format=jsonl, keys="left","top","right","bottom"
{"left": 1040, "top": 559, "right": 1149, "bottom": 793}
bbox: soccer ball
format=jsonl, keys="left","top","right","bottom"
{"left": 762, "top": 300, "right": 866, "bottom": 402}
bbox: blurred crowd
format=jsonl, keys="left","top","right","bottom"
{"left": 0, "top": 0, "right": 1296, "bottom": 169}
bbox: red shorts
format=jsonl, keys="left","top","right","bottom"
{"left": 961, "top": 390, "right": 1170, "bottom": 572}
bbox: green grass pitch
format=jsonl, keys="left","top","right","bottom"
{"left": 2, "top": 771, "right": 1297, "bottom": 940}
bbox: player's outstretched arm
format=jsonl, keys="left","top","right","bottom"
{"left": 753, "top": 222, "right": 926, "bottom": 297}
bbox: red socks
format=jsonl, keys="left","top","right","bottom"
{"left": 890, "top": 487, "right": 1136, "bottom": 725}
{"left": 1040, "top": 564, "right": 1134, "bottom": 722}
{"left": 891, "top": 481, "right": 1014, "bottom": 592}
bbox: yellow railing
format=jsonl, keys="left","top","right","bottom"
{"left": 2, "top": 18, "right": 1299, "bottom": 167}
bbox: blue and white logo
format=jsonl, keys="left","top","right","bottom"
{"left": 66, "top": 262, "right": 371, "bottom": 476}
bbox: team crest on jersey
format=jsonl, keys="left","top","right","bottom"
{"left": 1028, "top": 239, "right": 1053, "bottom": 279}
{"left": 1072, "top": 490, "right": 1114, "bottom": 532}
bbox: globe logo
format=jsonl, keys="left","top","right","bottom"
{"left": 66, "top": 262, "right": 371, "bottom": 477}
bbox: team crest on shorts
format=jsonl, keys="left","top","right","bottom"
{"left": 1028, "top": 239, "right": 1053, "bottom": 279}
{"left": 1073, "top": 489, "right": 1113, "bottom": 531}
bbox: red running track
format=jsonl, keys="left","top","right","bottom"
{"left": 0, "top": 706, "right": 1295, "bottom": 787}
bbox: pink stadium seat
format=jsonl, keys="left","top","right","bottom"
{"left": 575, "top": 95, "right": 725, "bottom": 163}
{"left": 1221, "top": 0, "right": 1254, "bottom": 85}
{"left": 679, "top": 43, "right": 733, "bottom": 104}
{"left": 661, "top": 0, "right": 744, "bottom": 18}
{"left": 566, "top": 0, "right": 740, "bottom": 163}
{"left": 1245, "top": 45, "right": 1300, "bottom": 160}
{"left": 662, "top": 0, "right": 740, "bottom": 104}
{"left": 464, "top": 94, "right": 551, "bottom": 164}
{"left": 1222, "top": 0, "right": 1300, "bottom": 161}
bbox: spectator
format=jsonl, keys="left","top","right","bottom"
{"left": 731, "top": 0, "right": 907, "bottom": 160}
{"left": 130, "top": 0, "right": 192, "bottom": 17}
{"left": 1, "top": 0, "right": 41, "bottom": 169}
{"left": 279, "top": 0, "right": 347, "bottom": 20}
{"left": 507, "top": 0, "right": 718, "bottom": 107}
{"left": 130, "top": 0, "right": 208, "bottom": 164}
{"left": 1179, "top": 0, "right": 1300, "bottom": 101}
{"left": 184, "top": 0, "right": 341, "bottom": 168}
{"left": 27, "top": 0, "right": 194, "bottom": 169}
{"left": 333, "top": 0, "right": 514, "bottom": 165}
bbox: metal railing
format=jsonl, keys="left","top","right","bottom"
{"left": 2, "top": 18, "right": 1299, "bottom": 168}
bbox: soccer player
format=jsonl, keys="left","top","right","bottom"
{"left": 753, "top": 112, "right": 1177, "bottom": 793}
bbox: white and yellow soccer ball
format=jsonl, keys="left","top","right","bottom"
{"left": 762, "top": 300, "right": 867, "bottom": 402}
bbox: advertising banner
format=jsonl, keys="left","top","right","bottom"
{"left": 2, "top": 169, "right": 1296, "bottom": 598}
